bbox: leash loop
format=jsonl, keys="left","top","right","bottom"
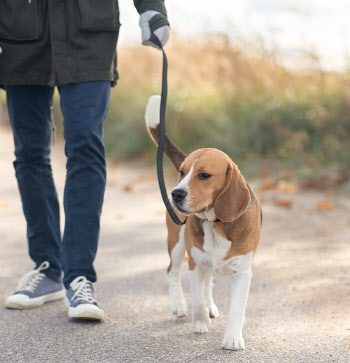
{"left": 150, "top": 15, "right": 187, "bottom": 226}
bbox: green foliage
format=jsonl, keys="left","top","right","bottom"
{"left": 104, "top": 36, "right": 350, "bottom": 175}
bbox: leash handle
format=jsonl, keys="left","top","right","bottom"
{"left": 149, "top": 15, "right": 187, "bottom": 226}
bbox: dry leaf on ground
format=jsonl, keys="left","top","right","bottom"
{"left": 278, "top": 181, "right": 297, "bottom": 193}
{"left": 316, "top": 201, "right": 334, "bottom": 211}
{"left": 275, "top": 199, "right": 293, "bottom": 208}
{"left": 260, "top": 179, "right": 278, "bottom": 191}
{"left": 122, "top": 183, "right": 134, "bottom": 192}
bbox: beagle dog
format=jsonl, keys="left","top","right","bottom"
{"left": 145, "top": 96, "right": 262, "bottom": 350}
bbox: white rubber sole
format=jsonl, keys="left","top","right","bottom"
{"left": 65, "top": 297, "right": 104, "bottom": 320}
{"left": 5, "top": 289, "right": 65, "bottom": 309}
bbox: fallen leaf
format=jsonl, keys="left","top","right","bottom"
{"left": 316, "top": 201, "right": 334, "bottom": 211}
{"left": 122, "top": 183, "right": 134, "bottom": 192}
{"left": 278, "top": 181, "right": 297, "bottom": 193}
{"left": 184, "top": 255, "right": 189, "bottom": 261}
{"left": 0, "top": 202, "right": 8, "bottom": 210}
{"left": 260, "top": 179, "right": 278, "bottom": 191}
{"left": 275, "top": 199, "right": 293, "bottom": 208}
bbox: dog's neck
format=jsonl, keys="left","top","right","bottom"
{"left": 195, "top": 208, "right": 218, "bottom": 222}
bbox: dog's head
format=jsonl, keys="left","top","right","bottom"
{"left": 170, "top": 148, "right": 251, "bottom": 222}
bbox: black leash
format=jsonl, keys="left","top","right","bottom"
{"left": 149, "top": 15, "right": 187, "bottom": 226}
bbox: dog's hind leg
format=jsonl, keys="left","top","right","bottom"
{"left": 205, "top": 273, "right": 219, "bottom": 318}
{"left": 167, "top": 223, "right": 187, "bottom": 317}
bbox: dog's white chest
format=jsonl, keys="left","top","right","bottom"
{"left": 191, "top": 221, "right": 253, "bottom": 276}
{"left": 203, "top": 221, "right": 231, "bottom": 259}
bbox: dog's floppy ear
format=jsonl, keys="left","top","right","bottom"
{"left": 214, "top": 162, "right": 251, "bottom": 222}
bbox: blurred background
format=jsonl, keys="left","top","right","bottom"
{"left": 1, "top": 0, "right": 350, "bottom": 181}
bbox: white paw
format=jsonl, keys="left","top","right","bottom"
{"left": 222, "top": 335, "right": 245, "bottom": 350}
{"left": 171, "top": 303, "right": 188, "bottom": 318}
{"left": 194, "top": 320, "right": 210, "bottom": 334}
{"left": 170, "top": 295, "right": 187, "bottom": 317}
{"left": 208, "top": 304, "right": 219, "bottom": 318}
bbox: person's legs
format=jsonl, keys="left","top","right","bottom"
{"left": 58, "top": 81, "right": 110, "bottom": 290}
{"left": 6, "top": 86, "right": 62, "bottom": 282}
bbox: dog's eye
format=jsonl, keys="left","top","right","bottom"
{"left": 198, "top": 173, "right": 212, "bottom": 180}
{"left": 179, "top": 170, "right": 185, "bottom": 177}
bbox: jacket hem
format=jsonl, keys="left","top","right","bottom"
{"left": 0, "top": 69, "right": 118, "bottom": 89}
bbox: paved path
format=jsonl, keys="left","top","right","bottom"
{"left": 0, "top": 126, "right": 349, "bottom": 362}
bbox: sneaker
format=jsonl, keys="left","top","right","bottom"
{"left": 5, "top": 261, "right": 65, "bottom": 309}
{"left": 65, "top": 276, "right": 104, "bottom": 320}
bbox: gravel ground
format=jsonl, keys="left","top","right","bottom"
{"left": 0, "top": 126, "right": 349, "bottom": 362}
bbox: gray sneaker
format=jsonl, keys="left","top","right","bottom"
{"left": 5, "top": 261, "right": 65, "bottom": 309}
{"left": 65, "top": 276, "right": 104, "bottom": 320}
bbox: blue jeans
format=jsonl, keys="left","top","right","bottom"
{"left": 6, "top": 81, "right": 110, "bottom": 289}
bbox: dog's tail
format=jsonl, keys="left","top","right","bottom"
{"left": 145, "top": 95, "right": 186, "bottom": 171}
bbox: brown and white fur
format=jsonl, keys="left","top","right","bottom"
{"left": 145, "top": 96, "right": 262, "bottom": 350}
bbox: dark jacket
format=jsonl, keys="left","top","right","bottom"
{"left": 0, "top": 0, "right": 167, "bottom": 87}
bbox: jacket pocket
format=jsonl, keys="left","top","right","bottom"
{"left": 0, "top": 0, "right": 44, "bottom": 41}
{"left": 76, "top": 0, "right": 120, "bottom": 31}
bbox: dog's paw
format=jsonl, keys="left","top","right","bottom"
{"left": 222, "top": 335, "right": 245, "bottom": 350}
{"left": 171, "top": 303, "right": 187, "bottom": 318}
{"left": 170, "top": 295, "right": 187, "bottom": 317}
{"left": 208, "top": 304, "right": 219, "bottom": 318}
{"left": 193, "top": 319, "right": 210, "bottom": 334}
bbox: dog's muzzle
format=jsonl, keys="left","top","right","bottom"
{"left": 171, "top": 189, "right": 187, "bottom": 204}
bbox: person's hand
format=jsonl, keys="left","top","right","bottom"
{"left": 139, "top": 10, "right": 170, "bottom": 49}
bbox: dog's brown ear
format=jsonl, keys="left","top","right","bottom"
{"left": 214, "top": 162, "right": 251, "bottom": 222}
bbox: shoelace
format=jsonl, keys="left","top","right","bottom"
{"left": 16, "top": 261, "right": 50, "bottom": 292}
{"left": 70, "top": 276, "right": 95, "bottom": 304}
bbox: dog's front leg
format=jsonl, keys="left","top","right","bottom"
{"left": 190, "top": 266, "right": 211, "bottom": 333}
{"left": 222, "top": 271, "right": 252, "bottom": 350}
{"left": 205, "top": 272, "right": 219, "bottom": 318}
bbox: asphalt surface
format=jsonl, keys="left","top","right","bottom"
{"left": 0, "top": 127, "right": 349, "bottom": 362}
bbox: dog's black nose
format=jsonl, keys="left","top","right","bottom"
{"left": 171, "top": 189, "right": 187, "bottom": 203}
